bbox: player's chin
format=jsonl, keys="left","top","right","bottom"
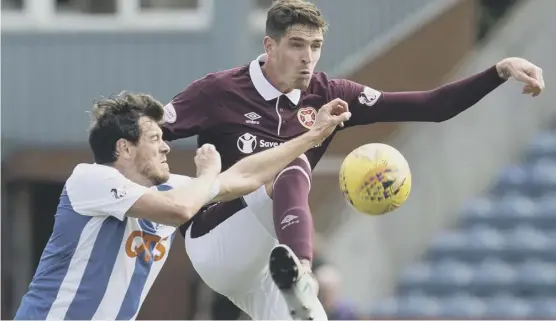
{"left": 152, "top": 169, "right": 170, "bottom": 185}
{"left": 294, "top": 77, "right": 311, "bottom": 90}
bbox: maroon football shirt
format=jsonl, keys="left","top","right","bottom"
{"left": 164, "top": 54, "right": 384, "bottom": 170}
{"left": 163, "top": 54, "right": 505, "bottom": 171}
{"left": 165, "top": 54, "right": 506, "bottom": 235}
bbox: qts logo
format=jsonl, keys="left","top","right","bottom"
{"left": 125, "top": 231, "right": 168, "bottom": 262}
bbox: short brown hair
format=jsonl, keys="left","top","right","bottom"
{"left": 88, "top": 92, "right": 164, "bottom": 164}
{"left": 265, "top": 0, "right": 328, "bottom": 40}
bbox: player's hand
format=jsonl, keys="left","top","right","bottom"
{"left": 311, "top": 98, "right": 352, "bottom": 139}
{"left": 496, "top": 57, "right": 545, "bottom": 97}
{"left": 194, "top": 144, "right": 222, "bottom": 178}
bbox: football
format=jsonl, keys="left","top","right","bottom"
{"left": 339, "top": 143, "right": 412, "bottom": 215}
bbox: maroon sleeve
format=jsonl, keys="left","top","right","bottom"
{"left": 329, "top": 65, "right": 507, "bottom": 127}
{"left": 162, "top": 79, "right": 215, "bottom": 141}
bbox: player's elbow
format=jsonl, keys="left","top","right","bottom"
{"left": 176, "top": 202, "right": 202, "bottom": 224}
{"left": 127, "top": 192, "right": 196, "bottom": 227}
{"left": 161, "top": 204, "right": 195, "bottom": 227}
{"left": 158, "top": 195, "right": 200, "bottom": 225}
{"left": 433, "top": 109, "right": 461, "bottom": 122}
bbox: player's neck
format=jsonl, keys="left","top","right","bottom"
{"left": 261, "top": 62, "right": 294, "bottom": 94}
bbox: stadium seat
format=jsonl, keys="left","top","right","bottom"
{"left": 369, "top": 295, "right": 441, "bottom": 319}
{"left": 495, "top": 165, "right": 530, "bottom": 195}
{"left": 438, "top": 293, "right": 487, "bottom": 318}
{"left": 482, "top": 295, "right": 534, "bottom": 318}
{"left": 471, "top": 259, "right": 516, "bottom": 294}
{"left": 527, "top": 131, "right": 556, "bottom": 160}
{"left": 514, "top": 260, "right": 556, "bottom": 296}
{"left": 530, "top": 297, "right": 556, "bottom": 319}
{"left": 426, "top": 226, "right": 506, "bottom": 262}
{"left": 395, "top": 295, "right": 441, "bottom": 318}
{"left": 528, "top": 159, "right": 556, "bottom": 194}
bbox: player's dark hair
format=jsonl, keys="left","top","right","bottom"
{"left": 88, "top": 92, "right": 164, "bottom": 164}
{"left": 265, "top": 0, "right": 328, "bottom": 40}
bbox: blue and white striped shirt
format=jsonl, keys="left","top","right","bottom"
{"left": 15, "top": 163, "right": 197, "bottom": 320}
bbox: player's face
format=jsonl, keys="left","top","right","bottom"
{"left": 267, "top": 24, "right": 323, "bottom": 90}
{"left": 132, "top": 117, "right": 171, "bottom": 186}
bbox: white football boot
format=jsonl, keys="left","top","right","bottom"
{"left": 269, "top": 244, "right": 321, "bottom": 320}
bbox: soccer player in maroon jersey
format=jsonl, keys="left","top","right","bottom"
{"left": 163, "top": 0, "right": 545, "bottom": 319}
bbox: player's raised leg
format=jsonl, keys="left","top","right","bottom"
{"left": 268, "top": 156, "right": 326, "bottom": 320}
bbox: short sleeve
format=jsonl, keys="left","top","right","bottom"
{"left": 205, "top": 180, "right": 221, "bottom": 204}
{"left": 163, "top": 174, "right": 194, "bottom": 189}
{"left": 329, "top": 79, "right": 384, "bottom": 127}
{"left": 66, "top": 164, "right": 150, "bottom": 221}
{"left": 160, "top": 174, "right": 220, "bottom": 205}
{"left": 162, "top": 78, "right": 215, "bottom": 141}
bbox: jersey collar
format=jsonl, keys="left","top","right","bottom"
{"left": 249, "top": 54, "right": 301, "bottom": 105}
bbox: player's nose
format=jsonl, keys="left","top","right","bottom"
{"left": 301, "top": 48, "right": 313, "bottom": 64}
{"left": 161, "top": 140, "right": 171, "bottom": 154}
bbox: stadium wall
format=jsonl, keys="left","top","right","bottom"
{"left": 321, "top": 0, "right": 556, "bottom": 311}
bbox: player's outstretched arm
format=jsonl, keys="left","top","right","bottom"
{"left": 126, "top": 145, "right": 221, "bottom": 227}
{"left": 336, "top": 57, "right": 545, "bottom": 126}
{"left": 212, "top": 98, "right": 352, "bottom": 202}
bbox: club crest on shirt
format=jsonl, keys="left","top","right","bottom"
{"left": 297, "top": 107, "right": 317, "bottom": 129}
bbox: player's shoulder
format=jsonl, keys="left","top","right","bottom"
{"left": 68, "top": 163, "right": 120, "bottom": 183}
{"left": 309, "top": 72, "right": 358, "bottom": 91}
{"left": 309, "top": 71, "right": 331, "bottom": 87}
{"left": 307, "top": 73, "right": 374, "bottom": 103}
{"left": 66, "top": 163, "right": 126, "bottom": 192}
{"left": 179, "top": 64, "right": 249, "bottom": 95}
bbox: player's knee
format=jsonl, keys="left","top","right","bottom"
{"left": 277, "top": 166, "right": 311, "bottom": 184}
{"left": 274, "top": 160, "right": 312, "bottom": 189}
{"left": 267, "top": 156, "right": 312, "bottom": 198}
{"left": 299, "top": 154, "right": 310, "bottom": 168}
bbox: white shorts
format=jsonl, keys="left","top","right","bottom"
{"left": 185, "top": 186, "right": 328, "bottom": 320}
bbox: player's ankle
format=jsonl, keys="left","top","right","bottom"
{"left": 300, "top": 259, "right": 312, "bottom": 272}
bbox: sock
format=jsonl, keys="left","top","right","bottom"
{"left": 272, "top": 157, "right": 313, "bottom": 262}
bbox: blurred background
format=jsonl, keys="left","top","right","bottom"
{"left": 2, "top": 0, "right": 556, "bottom": 319}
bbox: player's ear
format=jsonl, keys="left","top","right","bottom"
{"left": 115, "top": 138, "right": 133, "bottom": 160}
{"left": 263, "top": 36, "right": 276, "bottom": 55}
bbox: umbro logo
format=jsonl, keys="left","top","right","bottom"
{"left": 244, "top": 112, "right": 261, "bottom": 124}
{"left": 280, "top": 214, "right": 299, "bottom": 230}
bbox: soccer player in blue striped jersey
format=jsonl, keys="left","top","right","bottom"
{"left": 14, "top": 92, "right": 351, "bottom": 320}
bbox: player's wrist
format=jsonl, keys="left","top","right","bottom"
{"left": 306, "top": 127, "right": 327, "bottom": 144}
{"left": 495, "top": 58, "right": 511, "bottom": 80}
